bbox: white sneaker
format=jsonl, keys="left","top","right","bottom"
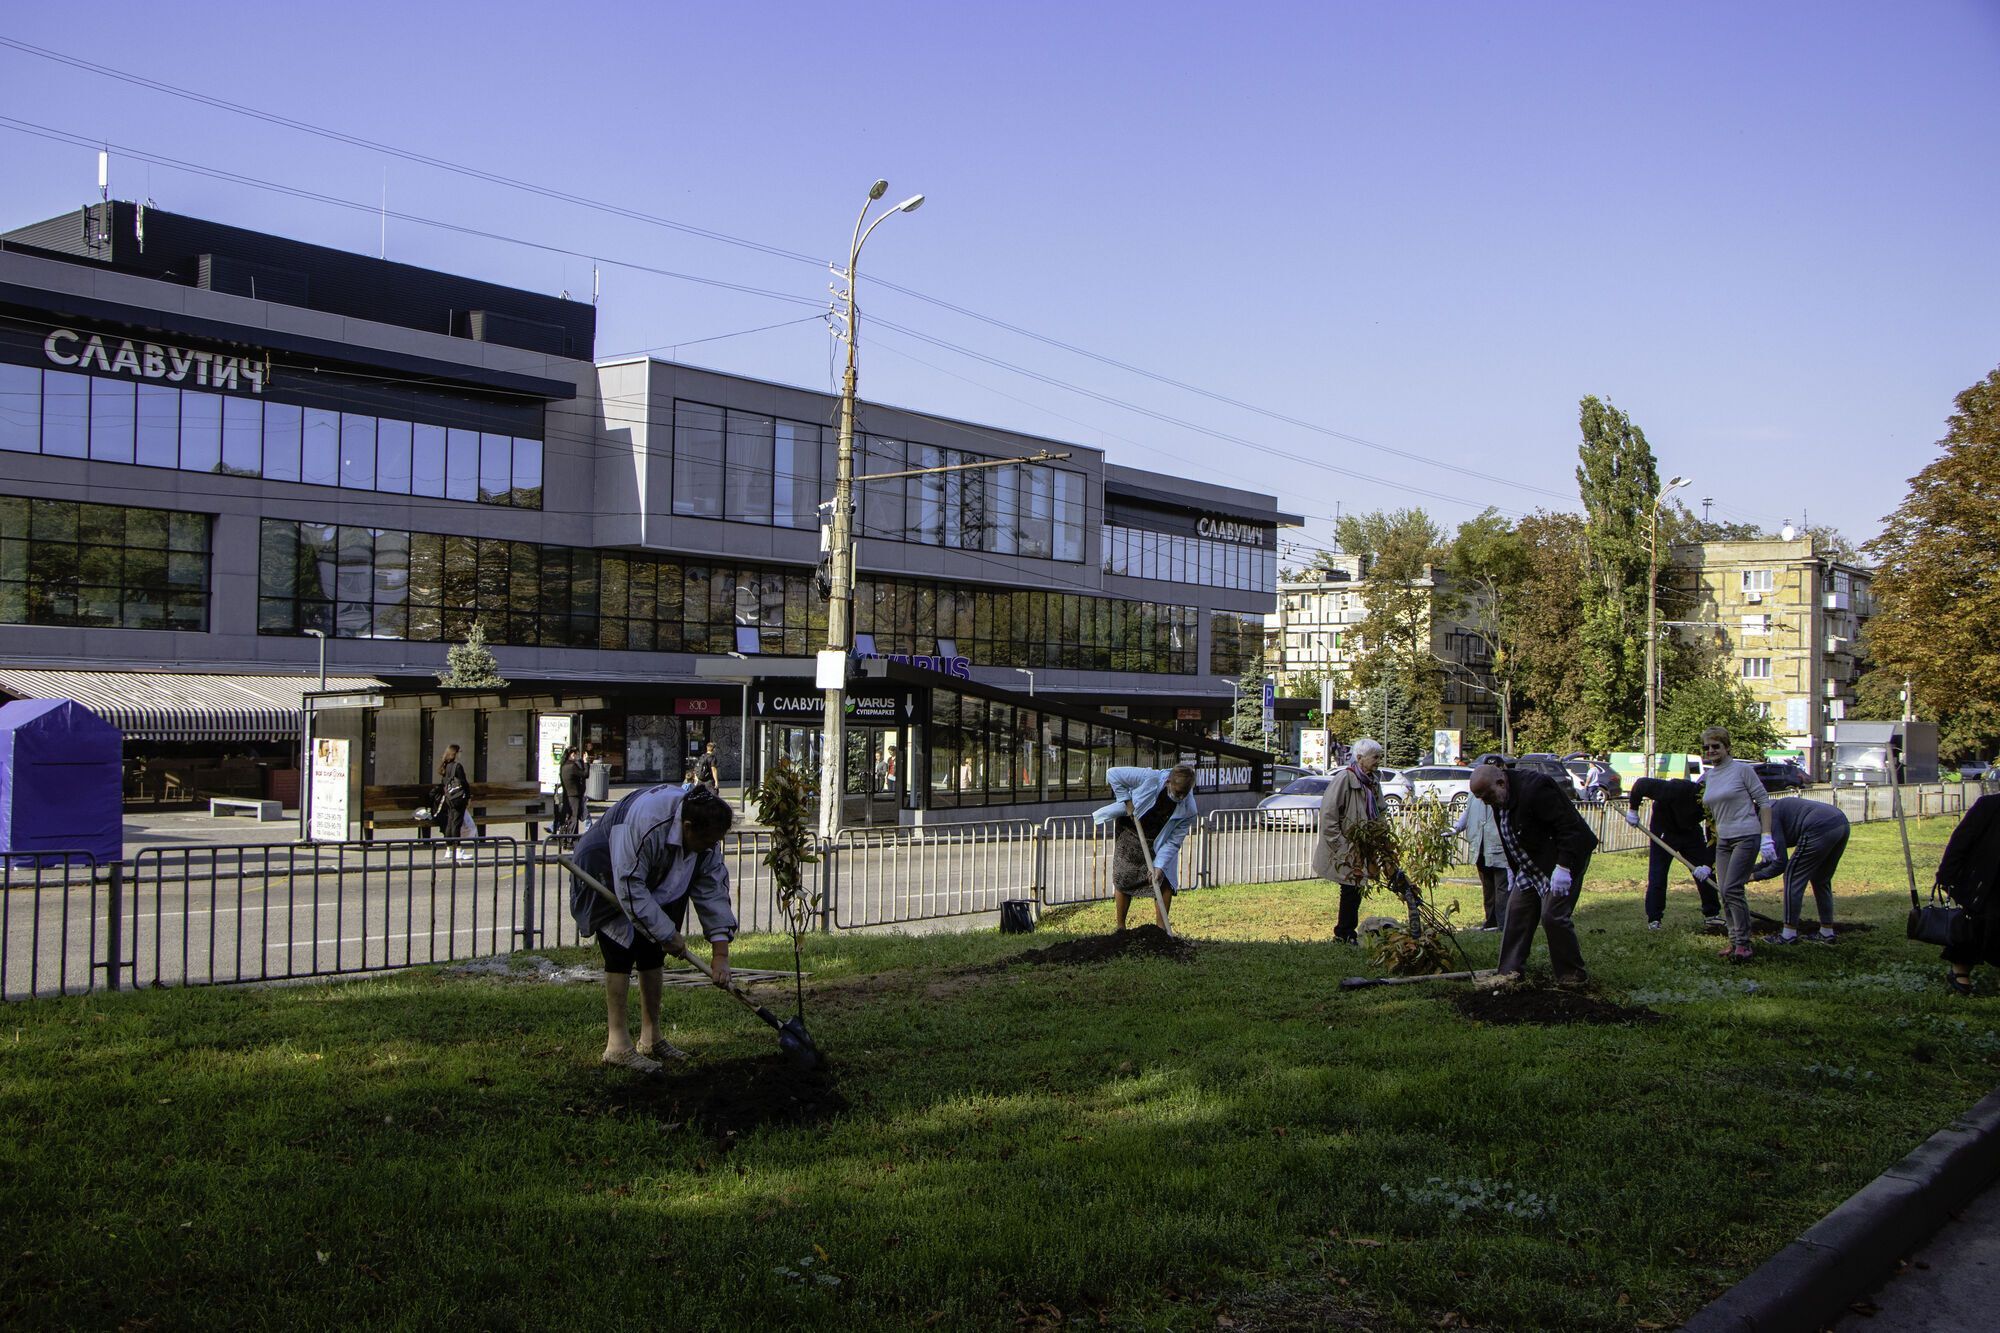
{"left": 600, "top": 1048, "right": 662, "bottom": 1074}
{"left": 1647, "top": 920, "right": 1663, "bottom": 931}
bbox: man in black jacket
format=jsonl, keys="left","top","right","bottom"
{"left": 1625, "top": 776, "right": 1720, "bottom": 930}
{"left": 1470, "top": 764, "right": 1600, "bottom": 983}
{"left": 1938, "top": 793, "right": 2000, "bottom": 995}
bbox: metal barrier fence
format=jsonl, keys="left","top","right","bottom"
{"left": 0, "top": 783, "right": 1976, "bottom": 1001}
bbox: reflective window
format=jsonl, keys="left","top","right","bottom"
{"left": 0, "top": 494, "right": 210, "bottom": 631}
{"left": 88, "top": 378, "right": 136, "bottom": 464}
{"left": 478, "top": 432, "right": 511, "bottom": 504}
{"left": 179, "top": 391, "right": 222, "bottom": 473}
{"left": 444, "top": 427, "right": 479, "bottom": 502}
{"left": 511, "top": 437, "right": 541, "bottom": 508}
{"left": 773, "top": 419, "right": 819, "bottom": 529}
{"left": 42, "top": 370, "right": 89, "bottom": 458}
{"left": 862, "top": 435, "right": 906, "bottom": 540}
{"left": 376, "top": 418, "right": 413, "bottom": 495}
{"left": 672, "top": 401, "right": 724, "bottom": 517}
{"left": 341, "top": 414, "right": 377, "bottom": 490}
{"left": 1054, "top": 471, "right": 1086, "bottom": 563}
{"left": 222, "top": 396, "right": 262, "bottom": 476}
{"left": 261, "top": 400, "right": 300, "bottom": 481}
{"left": 725, "top": 412, "right": 774, "bottom": 524}
{"left": 302, "top": 408, "right": 341, "bottom": 486}
{"left": 0, "top": 364, "right": 37, "bottom": 453}
{"left": 412, "top": 424, "right": 447, "bottom": 498}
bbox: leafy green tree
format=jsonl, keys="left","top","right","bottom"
{"left": 1506, "top": 511, "right": 1596, "bottom": 754}
{"left": 1332, "top": 508, "right": 1449, "bottom": 737}
{"left": 1654, "top": 675, "right": 1782, "bottom": 757}
{"left": 437, "top": 621, "right": 508, "bottom": 689}
{"left": 1230, "top": 649, "right": 1270, "bottom": 747}
{"left": 1864, "top": 363, "right": 2000, "bottom": 762}
{"left": 1574, "top": 396, "right": 1663, "bottom": 751}
{"left": 752, "top": 753, "right": 821, "bottom": 1020}
{"left": 1352, "top": 678, "right": 1427, "bottom": 766}
{"left": 1446, "top": 507, "right": 1529, "bottom": 753}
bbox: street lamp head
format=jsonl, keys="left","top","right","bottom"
{"left": 302, "top": 628, "right": 325, "bottom": 639}
{"left": 867, "top": 179, "right": 889, "bottom": 200}
{"left": 1666, "top": 475, "right": 1690, "bottom": 490}
{"left": 894, "top": 193, "right": 925, "bottom": 214}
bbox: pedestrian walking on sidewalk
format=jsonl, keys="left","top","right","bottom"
{"left": 1936, "top": 792, "right": 2000, "bottom": 996}
{"left": 1470, "top": 762, "right": 1598, "bottom": 985}
{"left": 569, "top": 783, "right": 738, "bottom": 1073}
{"left": 1315, "top": 738, "right": 1388, "bottom": 944}
{"left": 434, "top": 743, "right": 473, "bottom": 861}
{"left": 691, "top": 742, "right": 722, "bottom": 798}
{"left": 1626, "top": 776, "right": 1721, "bottom": 930}
{"left": 1753, "top": 798, "right": 1851, "bottom": 945}
{"left": 1699, "top": 727, "right": 1775, "bottom": 963}
{"left": 1094, "top": 764, "right": 1198, "bottom": 931}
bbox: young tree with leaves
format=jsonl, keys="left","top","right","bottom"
{"left": 1574, "top": 396, "right": 1663, "bottom": 752}
{"left": 1654, "top": 676, "right": 1782, "bottom": 756}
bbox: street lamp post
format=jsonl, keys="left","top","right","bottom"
{"left": 820, "top": 180, "right": 924, "bottom": 839}
{"left": 1644, "top": 476, "right": 1691, "bottom": 776}
{"left": 1013, "top": 668, "right": 1036, "bottom": 698}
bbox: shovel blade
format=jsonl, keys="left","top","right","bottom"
{"left": 777, "top": 1015, "right": 823, "bottom": 1071}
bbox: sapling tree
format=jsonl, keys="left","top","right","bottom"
{"left": 752, "top": 753, "right": 821, "bottom": 1019}
{"left": 1362, "top": 794, "right": 1466, "bottom": 976}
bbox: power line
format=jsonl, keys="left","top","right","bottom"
{"left": 0, "top": 36, "right": 1576, "bottom": 503}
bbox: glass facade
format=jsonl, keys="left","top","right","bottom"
{"left": 669, "top": 400, "right": 1088, "bottom": 561}
{"left": 0, "top": 362, "right": 542, "bottom": 508}
{"left": 1103, "top": 523, "right": 1275, "bottom": 593}
{"left": 258, "top": 519, "right": 1202, "bottom": 672}
{"left": 0, "top": 494, "right": 211, "bottom": 630}
{"left": 1209, "top": 612, "right": 1266, "bottom": 677}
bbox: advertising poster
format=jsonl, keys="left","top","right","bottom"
{"left": 537, "top": 715, "right": 574, "bottom": 793}
{"left": 309, "top": 737, "right": 350, "bottom": 843}
{"left": 1299, "top": 729, "right": 1329, "bottom": 771}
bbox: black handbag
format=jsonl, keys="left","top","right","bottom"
{"left": 1907, "top": 881, "right": 1966, "bottom": 948}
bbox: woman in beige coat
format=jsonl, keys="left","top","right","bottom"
{"left": 1314, "top": 737, "right": 1386, "bottom": 944}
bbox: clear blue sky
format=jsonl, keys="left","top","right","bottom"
{"left": 4, "top": 1, "right": 1995, "bottom": 561}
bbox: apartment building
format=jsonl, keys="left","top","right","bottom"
{"left": 1667, "top": 536, "right": 1874, "bottom": 778}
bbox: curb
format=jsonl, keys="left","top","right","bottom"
{"left": 1680, "top": 1082, "right": 2000, "bottom": 1332}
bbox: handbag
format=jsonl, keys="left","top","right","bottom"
{"left": 1907, "top": 881, "right": 1966, "bottom": 948}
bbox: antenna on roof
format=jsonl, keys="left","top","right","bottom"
{"left": 592, "top": 265, "right": 600, "bottom": 307}
{"left": 98, "top": 149, "right": 109, "bottom": 203}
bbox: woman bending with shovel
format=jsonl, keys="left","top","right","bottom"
{"left": 569, "top": 783, "right": 738, "bottom": 1073}
{"left": 1094, "top": 764, "right": 1199, "bottom": 933}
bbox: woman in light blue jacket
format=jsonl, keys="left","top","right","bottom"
{"left": 1092, "top": 765, "right": 1199, "bottom": 931}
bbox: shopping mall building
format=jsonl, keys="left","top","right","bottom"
{"left": 0, "top": 202, "right": 1295, "bottom": 821}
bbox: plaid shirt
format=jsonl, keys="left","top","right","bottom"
{"left": 1495, "top": 805, "right": 1550, "bottom": 895}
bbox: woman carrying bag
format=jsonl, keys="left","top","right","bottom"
{"left": 433, "top": 744, "right": 474, "bottom": 863}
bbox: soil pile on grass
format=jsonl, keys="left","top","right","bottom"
{"left": 1006, "top": 924, "right": 1195, "bottom": 967}
{"left": 1452, "top": 982, "right": 1661, "bottom": 1027}
{"left": 1748, "top": 910, "right": 1874, "bottom": 935}
{"left": 584, "top": 1054, "right": 847, "bottom": 1145}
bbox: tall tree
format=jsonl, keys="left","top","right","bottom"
{"left": 1506, "top": 511, "right": 1596, "bottom": 753}
{"left": 1331, "top": 508, "right": 1450, "bottom": 736}
{"left": 1654, "top": 676, "right": 1783, "bottom": 756}
{"left": 1864, "top": 363, "right": 2000, "bottom": 761}
{"left": 1574, "top": 396, "right": 1664, "bottom": 751}
{"left": 1352, "top": 678, "right": 1428, "bottom": 767}
{"left": 1445, "top": 508, "right": 1529, "bottom": 753}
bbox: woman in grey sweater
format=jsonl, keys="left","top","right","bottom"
{"left": 1700, "top": 726, "right": 1775, "bottom": 961}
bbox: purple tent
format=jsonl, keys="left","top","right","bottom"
{"left": 0, "top": 699, "right": 124, "bottom": 864}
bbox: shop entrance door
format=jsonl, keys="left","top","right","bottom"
{"left": 844, "top": 727, "right": 901, "bottom": 825}
{"left": 762, "top": 725, "right": 821, "bottom": 788}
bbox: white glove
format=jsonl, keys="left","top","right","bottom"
{"left": 1624, "top": 809, "right": 1641, "bottom": 828}
{"left": 1692, "top": 864, "right": 1714, "bottom": 884}
{"left": 1546, "top": 866, "right": 1573, "bottom": 898}
{"left": 1759, "top": 835, "right": 1777, "bottom": 860}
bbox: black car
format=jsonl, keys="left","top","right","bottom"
{"left": 1752, "top": 760, "right": 1810, "bottom": 792}
{"left": 1506, "top": 753, "right": 1588, "bottom": 799}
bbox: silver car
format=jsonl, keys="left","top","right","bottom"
{"left": 1257, "top": 776, "right": 1328, "bottom": 829}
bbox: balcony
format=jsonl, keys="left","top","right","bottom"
{"left": 1824, "top": 591, "right": 1850, "bottom": 611}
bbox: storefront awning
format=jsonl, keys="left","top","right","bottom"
{"left": 0, "top": 670, "right": 386, "bottom": 743}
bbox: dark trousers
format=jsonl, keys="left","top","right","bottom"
{"left": 1498, "top": 854, "right": 1590, "bottom": 979}
{"left": 1336, "top": 883, "right": 1362, "bottom": 941}
{"left": 1644, "top": 839, "right": 1719, "bottom": 921}
{"left": 1477, "top": 864, "right": 1507, "bottom": 929}
{"left": 1782, "top": 828, "right": 1848, "bottom": 927}
{"left": 560, "top": 791, "right": 586, "bottom": 833}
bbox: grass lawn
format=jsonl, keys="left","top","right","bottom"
{"left": 3, "top": 819, "right": 1996, "bottom": 1331}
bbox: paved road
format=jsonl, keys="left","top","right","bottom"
{"left": 1833, "top": 1176, "right": 2000, "bottom": 1332}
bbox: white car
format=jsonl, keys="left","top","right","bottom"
{"left": 1397, "top": 765, "right": 1474, "bottom": 812}
{"left": 1376, "top": 767, "right": 1418, "bottom": 811}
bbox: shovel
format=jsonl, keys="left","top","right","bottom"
{"left": 560, "top": 855, "right": 823, "bottom": 1071}
{"left": 1125, "top": 802, "right": 1175, "bottom": 937}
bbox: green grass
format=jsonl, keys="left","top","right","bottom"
{"left": 2, "top": 819, "right": 1994, "bottom": 1331}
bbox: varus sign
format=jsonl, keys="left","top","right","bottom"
{"left": 1196, "top": 516, "right": 1267, "bottom": 547}
{"left": 43, "top": 328, "right": 268, "bottom": 394}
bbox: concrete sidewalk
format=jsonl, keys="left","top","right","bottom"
{"left": 1832, "top": 1176, "right": 2000, "bottom": 1332}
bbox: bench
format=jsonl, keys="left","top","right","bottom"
{"left": 210, "top": 797, "right": 285, "bottom": 821}
{"left": 361, "top": 781, "right": 550, "bottom": 840}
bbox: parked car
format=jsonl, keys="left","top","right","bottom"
{"left": 1400, "top": 765, "right": 1475, "bottom": 811}
{"left": 1753, "top": 760, "right": 1810, "bottom": 793}
{"left": 1959, "top": 759, "right": 1993, "bottom": 783}
{"left": 1377, "top": 766, "right": 1416, "bottom": 811}
{"left": 1563, "top": 757, "right": 1621, "bottom": 803}
{"left": 1514, "top": 753, "right": 1586, "bottom": 798}
{"left": 1256, "top": 776, "right": 1328, "bottom": 829}
{"left": 1984, "top": 767, "right": 2000, "bottom": 796}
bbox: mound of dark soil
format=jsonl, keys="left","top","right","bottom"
{"left": 1748, "top": 910, "right": 1874, "bottom": 935}
{"left": 1006, "top": 924, "right": 1195, "bottom": 967}
{"left": 579, "top": 1053, "right": 847, "bottom": 1146}
{"left": 1452, "top": 982, "right": 1661, "bottom": 1027}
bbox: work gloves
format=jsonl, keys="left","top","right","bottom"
{"left": 1624, "top": 809, "right": 1642, "bottom": 828}
{"left": 1692, "top": 865, "right": 1714, "bottom": 884}
{"left": 1759, "top": 835, "right": 1778, "bottom": 861}
{"left": 1546, "top": 866, "right": 1573, "bottom": 898}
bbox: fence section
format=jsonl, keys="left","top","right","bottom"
{"left": 0, "top": 783, "right": 1979, "bottom": 1001}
